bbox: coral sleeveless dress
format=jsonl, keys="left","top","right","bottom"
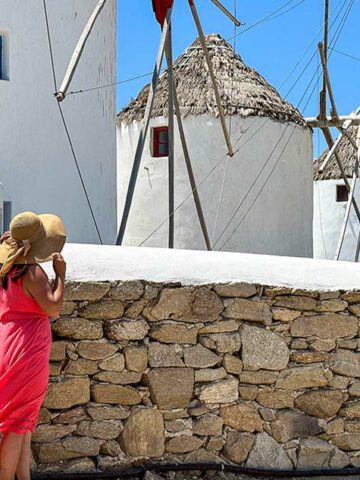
{"left": 0, "top": 269, "right": 52, "bottom": 434}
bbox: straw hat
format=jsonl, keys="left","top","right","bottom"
{"left": 0, "top": 212, "right": 66, "bottom": 278}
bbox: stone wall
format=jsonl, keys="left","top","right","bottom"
{"left": 33, "top": 280, "right": 360, "bottom": 474}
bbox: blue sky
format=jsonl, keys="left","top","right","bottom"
{"left": 116, "top": 0, "right": 360, "bottom": 155}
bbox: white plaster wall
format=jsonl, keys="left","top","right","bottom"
{"left": 0, "top": 0, "right": 116, "bottom": 244}
{"left": 314, "top": 179, "right": 360, "bottom": 261}
{"left": 43, "top": 243, "right": 360, "bottom": 292}
{"left": 117, "top": 115, "right": 313, "bottom": 257}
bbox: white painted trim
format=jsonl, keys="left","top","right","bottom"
{"left": 43, "top": 243, "right": 360, "bottom": 292}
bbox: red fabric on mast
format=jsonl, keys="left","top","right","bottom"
{"left": 152, "top": 0, "right": 173, "bottom": 26}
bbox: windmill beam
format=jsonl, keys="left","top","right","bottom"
{"left": 306, "top": 116, "right": 360, "bottom": 128}
{"left": 56, "top": 0, "right": 108, "bottom": 101}
{"left": 165, "top": 27, "right": 175, "bottom": 248}
{"left": 188, "top": 0, "right": 234, "bottom": 157}
{"left": 209, "top": 0, "right": 241, "bottom": 26}
{"left": 116, "top": 7, "right": 173, "bottom": 245}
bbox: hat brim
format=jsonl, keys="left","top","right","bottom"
{"left": 0, "top": 214, "right": 66, "bottom": 265}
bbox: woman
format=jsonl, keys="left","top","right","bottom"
{"left": 0, "top": 211, "right": 66, "bottom": 480}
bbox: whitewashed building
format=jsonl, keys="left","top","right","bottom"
{"left": 117, "top": 34, "right": 313, "bottom": 257}
{"left": 0, "top": 0, "right": 116, "bottom": 244}
{"left": 313, "top": 125, "right": 360, "bottom": 261}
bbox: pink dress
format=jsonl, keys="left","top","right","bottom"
{"left": 0, "top": 269, "right": 52, "bottom": 434}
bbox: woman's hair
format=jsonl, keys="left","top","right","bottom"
{"left": 0, "top": 264, "right": 30, "bottom": 289}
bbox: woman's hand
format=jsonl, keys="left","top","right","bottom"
{"left": 53, "top": 253, "right": 66, "bottom": 279}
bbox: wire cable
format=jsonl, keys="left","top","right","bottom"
{"left": 227, "top": 0, "right": 307, "bottom": 41}
{"left": 329, "top": 47, "right": 360, "bottom": 63}
{"left": 42, "top": 0, "right": 103, "bottom": 244}
{"left": 67, "top": 69, "right": 167, "bottom": 96}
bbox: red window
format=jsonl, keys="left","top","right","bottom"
{"left": 151, "top": 126, "right": 169, "bottom": 157}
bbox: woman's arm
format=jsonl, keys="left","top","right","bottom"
{"left": 23, "top": 254, "right": 66, "bottom": 317}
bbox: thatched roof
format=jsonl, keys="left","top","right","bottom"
{"left": 117, "top": 34, "right": 306, "bottom": 127}
{"left": 313, "top": 125, "right": 359, "bottom": 180}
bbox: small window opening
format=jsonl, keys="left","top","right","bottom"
{"left": 336, "top": 184, "right": 349, "bottom": 203}
{"left": 151, "top": 126, "right": 169, "bottom": 157}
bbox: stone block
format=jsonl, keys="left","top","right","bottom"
{"left": 91, "top": 384, "right": 142, "bottom": 405}
{"left": 121, "top": 409, "right": 165, "bottom": 457}
{"left": 330, "top": 349, "right": 360, "bottom": 377}
{"left": 64, "top": 282, "right": 110, "bottom": 301}
{"left": 291, "top": 314, "right": 358, "bottom": 339}
{"left": 195, "top": 367, "right": 227, "bottom": 382}
{"left": 223, "top": 299, "right": 272, "bottom": 325}
{"left": 104, "top": 318, "right": 149, "bottom": 341}
{"left": 220, "top": 404, "right": 262, "bottom": 432}
{"left": 77, "top": 341, "right": 118, "bottom": 360}
{"left": 193, "top": 414, "right": 223, "bottom": 436}
{"left": 98, "top": 354, "right": 125, "bottom": 372}
{"left": 275, "top": 366, "right": 328, "bottom": 390}
{"left": 246, "top": 432, "right": 292, "bottom": 469}
{"left": 222, "top": 431, "right": 254, "bottom": 463}
{"left": 271, "top": 411, "right": 321, "bottom": 442}
{"left": 43, "top": 377, "right": 90, "bottom": 409}
{"left": 294, "top": 390, "right": 347, "bottom": 418}
{"left": 149, "top": 323, "right": 197, "bottom": 344}
{"left": 76, "top": 420, "right": 123, "bottom": 440}
{"left": 273, "top": 296, "right": 316, "bottom": 311}
{"left": 52, "top": 318, "right": 103, "bottom": 340}
{"left": 166, "top": 436, "right": 203, "bottom": 453}
{"left": 240, "top": 324, "right": 289, "bottom": 371}
{"left": 256, "top": 389, "right": 294, "bottom": 409}
{"left": 199, "top": 378, "right": 238, "bottom": 404}
{"left": 145, "top": 368, "right": 194, "bottom": 408}
{"left": 124, "top": 346, "right": 148, "bottom": 372}
{"left": 183, "top": 344, "right": 220, "bottom": 368}
{"left": 214, "top": 283, "right": 257, "bottom": 298}
{"left": 148, "top": 343, "right": 184, "bottom": 367}
{"left": 108, "top": 281, "right": 144, "bottom": 301}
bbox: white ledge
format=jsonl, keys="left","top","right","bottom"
{"left": 42, "top": 243, "right": 360, "bottom": 292}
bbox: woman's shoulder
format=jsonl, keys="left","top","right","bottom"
{"left": 25, "top": 263, "right": 49, "bottom": 281}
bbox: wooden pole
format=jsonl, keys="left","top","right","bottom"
{"left": 334, "top": 126, "right": 360, "bottom": 260}
{"left": 166, "top": 27, "right": 175, "bottom": 248}
{"left": 319, "top": 42, "right": 339, "bottom": 120}
{"left": 319, "top": 0, "right": 329, "bottom": 120}
{"left": 188, "top": 0, "right": 234, "bottom": 157}
{"left": 116, "top": 7, "right": 173, "bottom": 245}
{"left": 171, "top": 74, "right": 212, "bottom": 251}
{"left": 210, "top": 0, "right": 241, "bottom": 26}
{"left": 56, "top": 0, "right": 108, "bottom": 101}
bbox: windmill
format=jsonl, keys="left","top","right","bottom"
{"left": 53, "top": 0, "right": 241, "bottom": 250}
{"left": 304, "top": 0, "right": 360, "bottom": 261}
{"left": 116, "top": 0, "right": 241, "bottom": 249}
